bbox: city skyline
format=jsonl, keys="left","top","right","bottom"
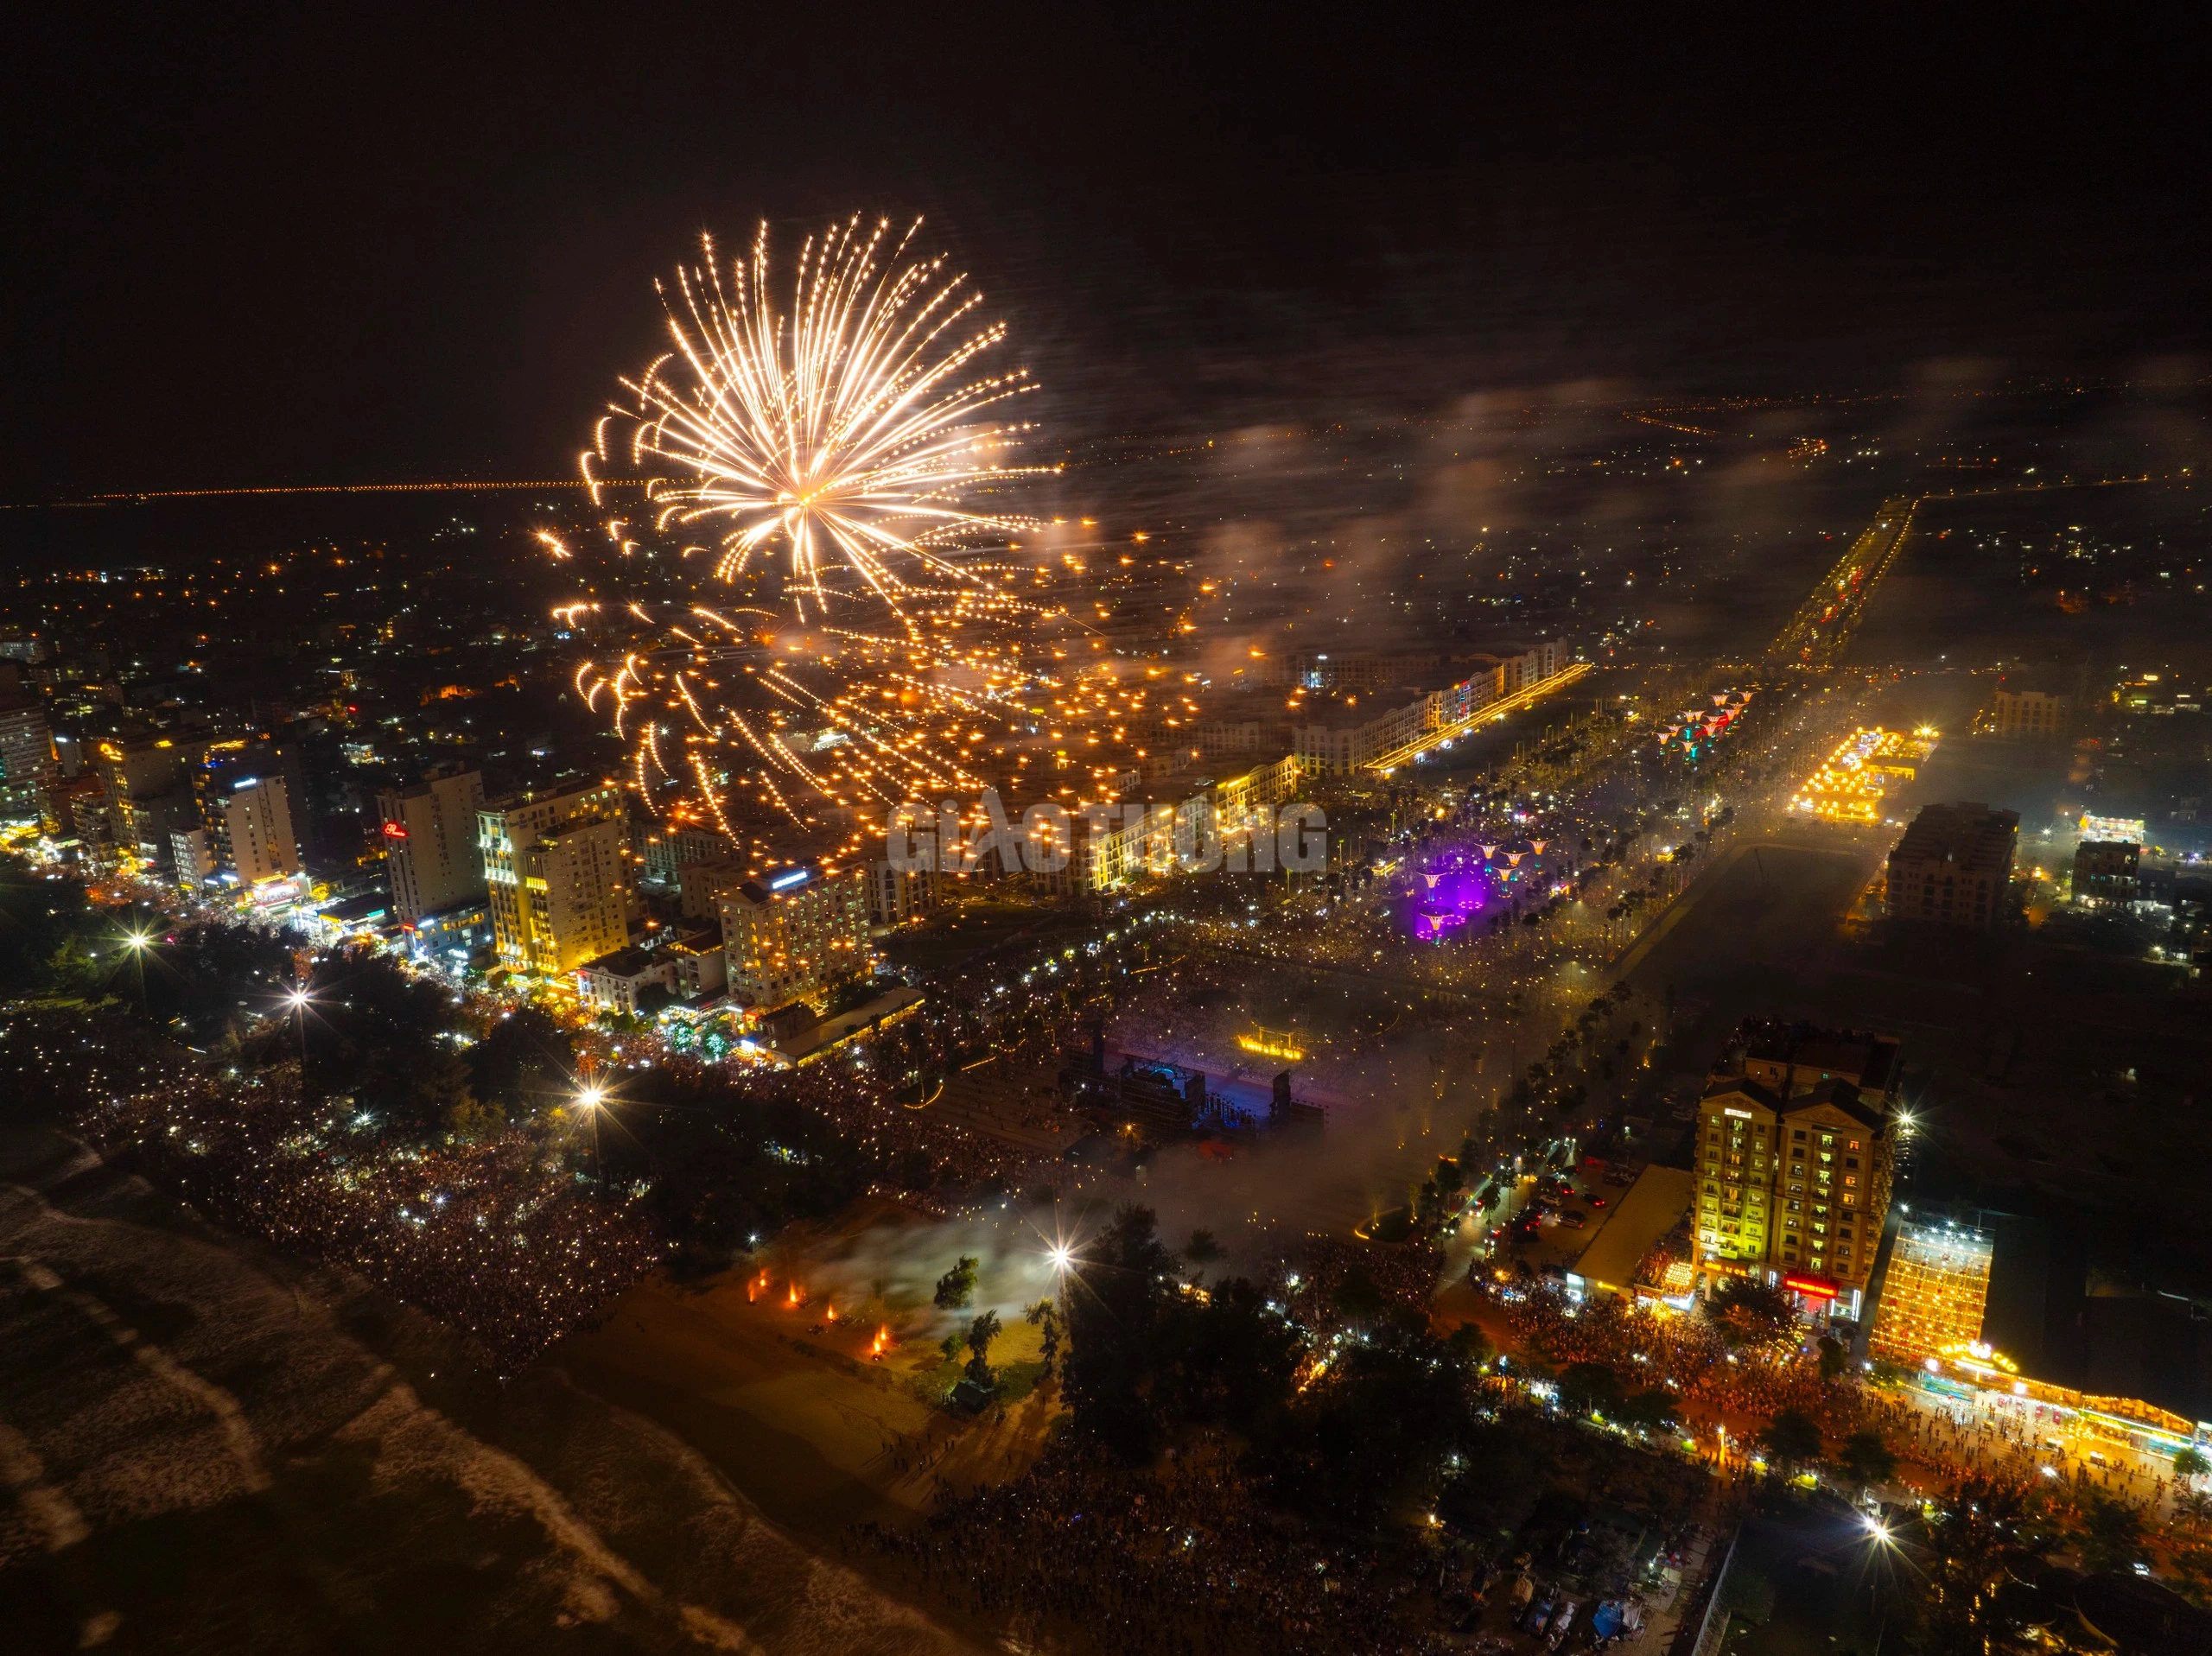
{"left": 6, "top": 17, "right": 2212, "bottom": 1656}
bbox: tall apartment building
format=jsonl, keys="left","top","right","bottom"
{"left": 222, "top": 775, "right": 303, "bottom": 886}
{"left": 1694, "top": 1020, "right": 1901, "bottom": 1320}
{"left": 717, "top": 865, "right": 869, "bottom": 1009}
{"left": 378, "top": 766, "right": 486, "bottom": 921}
{"left": 0, "top": 699, "right": 57, "bottom": 821}
{"left": 1992, "top": 686, "right": 2069, "bottom": 739}
{"left": 1885, "top": 802, "right": 2018, "bottom": 929}
{"left": 192, "top": 736, "right": 305, "bottom": 874}
{"left": 92, "top": 734, "right": 188, "bottom": 860}
{"left": 479, "top": 783, "right": 628, "bottom": 974}
{"left": 867, "top": 857, "right": 936, "bottom": 924}
{"left": 640, "top": 824, "right": 734, "bottom": 887}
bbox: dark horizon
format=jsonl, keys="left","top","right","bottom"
{"left": 5, "top": 11, "right": 2210, "bottom": 498}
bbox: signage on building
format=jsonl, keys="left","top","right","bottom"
{"left": 1783, "top": 1273, "right": 1839, "bottom": 1300}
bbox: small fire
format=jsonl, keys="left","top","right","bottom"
{"left": 823, "top": 1303, "right": 837, "bottom": 1323}
{"left": 785, "top": 1283, "right": 801, "bottom": 1309}
{"left": 869, "top": 1325, "right": 890, "bottom": 1360}
{"left": 747, "top": 1272, "right": 770, "bottom": 1303}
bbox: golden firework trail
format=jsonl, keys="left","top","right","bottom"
{"left": 586, "top": 213, "right": 1042, "bottom": 619}
{"left": 562, "top": 216, "right": 1196, "bottom": 849}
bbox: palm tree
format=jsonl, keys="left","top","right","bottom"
{"left": 1024, "top": 1298, "right": 1062, "bottom": 1377}
{"left": 964, "top": 1310, "right": 1002, "bottom": 1386}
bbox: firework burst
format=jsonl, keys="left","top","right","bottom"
{"left": 586, "top": 214, "right": 1043, "bottom": 620}
{"left": 564, "top": 216, "right": 1149, "bottom": 848}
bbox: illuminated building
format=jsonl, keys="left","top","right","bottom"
{"left": 660, "top": 930, "right": 727, "bottom": 999}
{"left": 1694, "top": 1021, "right": 1900, "bottom": 1319}
{"left": 1993, "top": 686, "right": 2069, "bottom": 739}
{"left": 640, "top": 825, "right": 733, "bottom": 888}
{"left": 0, "top": 698, "right": 58, "bottom": 821}
{"left": 2072, "top": 839, "right": 2139, "bottom": 906}
{"left": 222, "top": 775, "right": 302, "bottom": 886}
{"left": 677, "top": 855, "right": 747, "bottom": 923}
{"left": 170, "top": 825, "right": 216, "bottom": 890}
{"left": 1885, "top": 802, "right": 2017, "bottom": 928}
{"left": 575, "top": 945, "right": 677, "bottom": 1017}
{"left": 1868, "top": 1219, "right": 1993, "bottom": 1363}
{"left": 1291, "top": 645, "right": 1574, "bottom": 777}
{"left": 478, "top": 783, "right": 628, "bottom": 975}
{"left": 717, "top": 865, "right": 868, "bottom": 1010}
{"left": 92, "top": 734, "right": 194, "bottom": 862}
{"left": 2079, "top": 812, "right": 2146, "bottom": 844}
{"left": 377, "top": 765, "right": 486, "bottom": 922}
{"left": 865, "top": 857, "right": 936, "bottom": 924}
{"left": 191, "top": 735, "right": 304, "bottom": 876}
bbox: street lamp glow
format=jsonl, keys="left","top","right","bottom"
{"left": 123, "top": 930, "right": 154, "bottom": 952}
{"left": 576, "top": 1082, "right": 607, "bottom": 1112}
{"left": 1047, "top": 1242, "right": 1076, "bottom": 1275}
{"left": 285, "top": 987, "right": 314, "bottom": 1012}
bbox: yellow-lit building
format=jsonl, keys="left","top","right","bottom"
{"left": 1869, "top": 1220, "right": 1993, "bottom": 1363}
{"left": 718, "top": 865, "right": 869, "bottom": 1010}
{"left": 479, "top": 783, "right": 628, "bottom": 975}
{"left": 1694, "top": 1021, "right": 1900, "bottom": 1320}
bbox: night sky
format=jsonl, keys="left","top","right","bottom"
{"left": 4, "top": 10, "right": 2208, "bottom": 497}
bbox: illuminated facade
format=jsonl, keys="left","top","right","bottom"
{"left": 1993, "top": 687, "right": 2069, "bottom": 739}
{"left": 221, "top": 775, "right": 302, "bottom": 886}
{"left": 378, "top": 766, "right": 486, "bottom": 922}
{"left": 1694, "top": 1022, "right": 1900, "bottom": 1318}
{"left": 1869, "top": 1220, "right": 1993, "bottom": 1363}
{"left": 718, "top": 866, "right": 868, "bottom": 1009}
{"left": 479, "top": 783, "right": 628, "bottom": 974}
{"left": 0, "top": 699, "right": 57, "bottom": 820}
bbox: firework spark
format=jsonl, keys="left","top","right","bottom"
{"left": 564, "top": 216, "right": 1191, "bottom": 847}
{"left": 591, "top": 214, "right": 1040, "bottom": 619}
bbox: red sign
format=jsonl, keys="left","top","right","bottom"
{"left": 382, "top": 822, "right": 409, "bottom": 840}
{"left": 1783, "top": 1273, "right": 1839, "bottom": 1300}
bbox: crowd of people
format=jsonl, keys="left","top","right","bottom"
{"left": 1491, "top": 1281, "right": 1859, "bottom": 1434}
{"left": 855, "top": 1439, "right": 1442, "bottom": 1655}
{"left": 72, "top": 1054, "right": 663, "bottom": 1373}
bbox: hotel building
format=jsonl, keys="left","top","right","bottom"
{"left": 1694, "top": 1021, "right": 1901, "bottom": 1319}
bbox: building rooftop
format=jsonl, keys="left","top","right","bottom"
{"left": 1701, "top": 1073, "right": 1888, "bottom": 1133}
{"left": 579, "top": 945, "right": 659, "bottom": 978}
{"left": 1891, "top": 801, "right": 2019, "bottom": 875}
{"left": 1572, "top": 1164, "right": 1696, "bottom": 1295}
{"left": 1734, "top": 1018, "right": 1900, "bottom": 1095}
